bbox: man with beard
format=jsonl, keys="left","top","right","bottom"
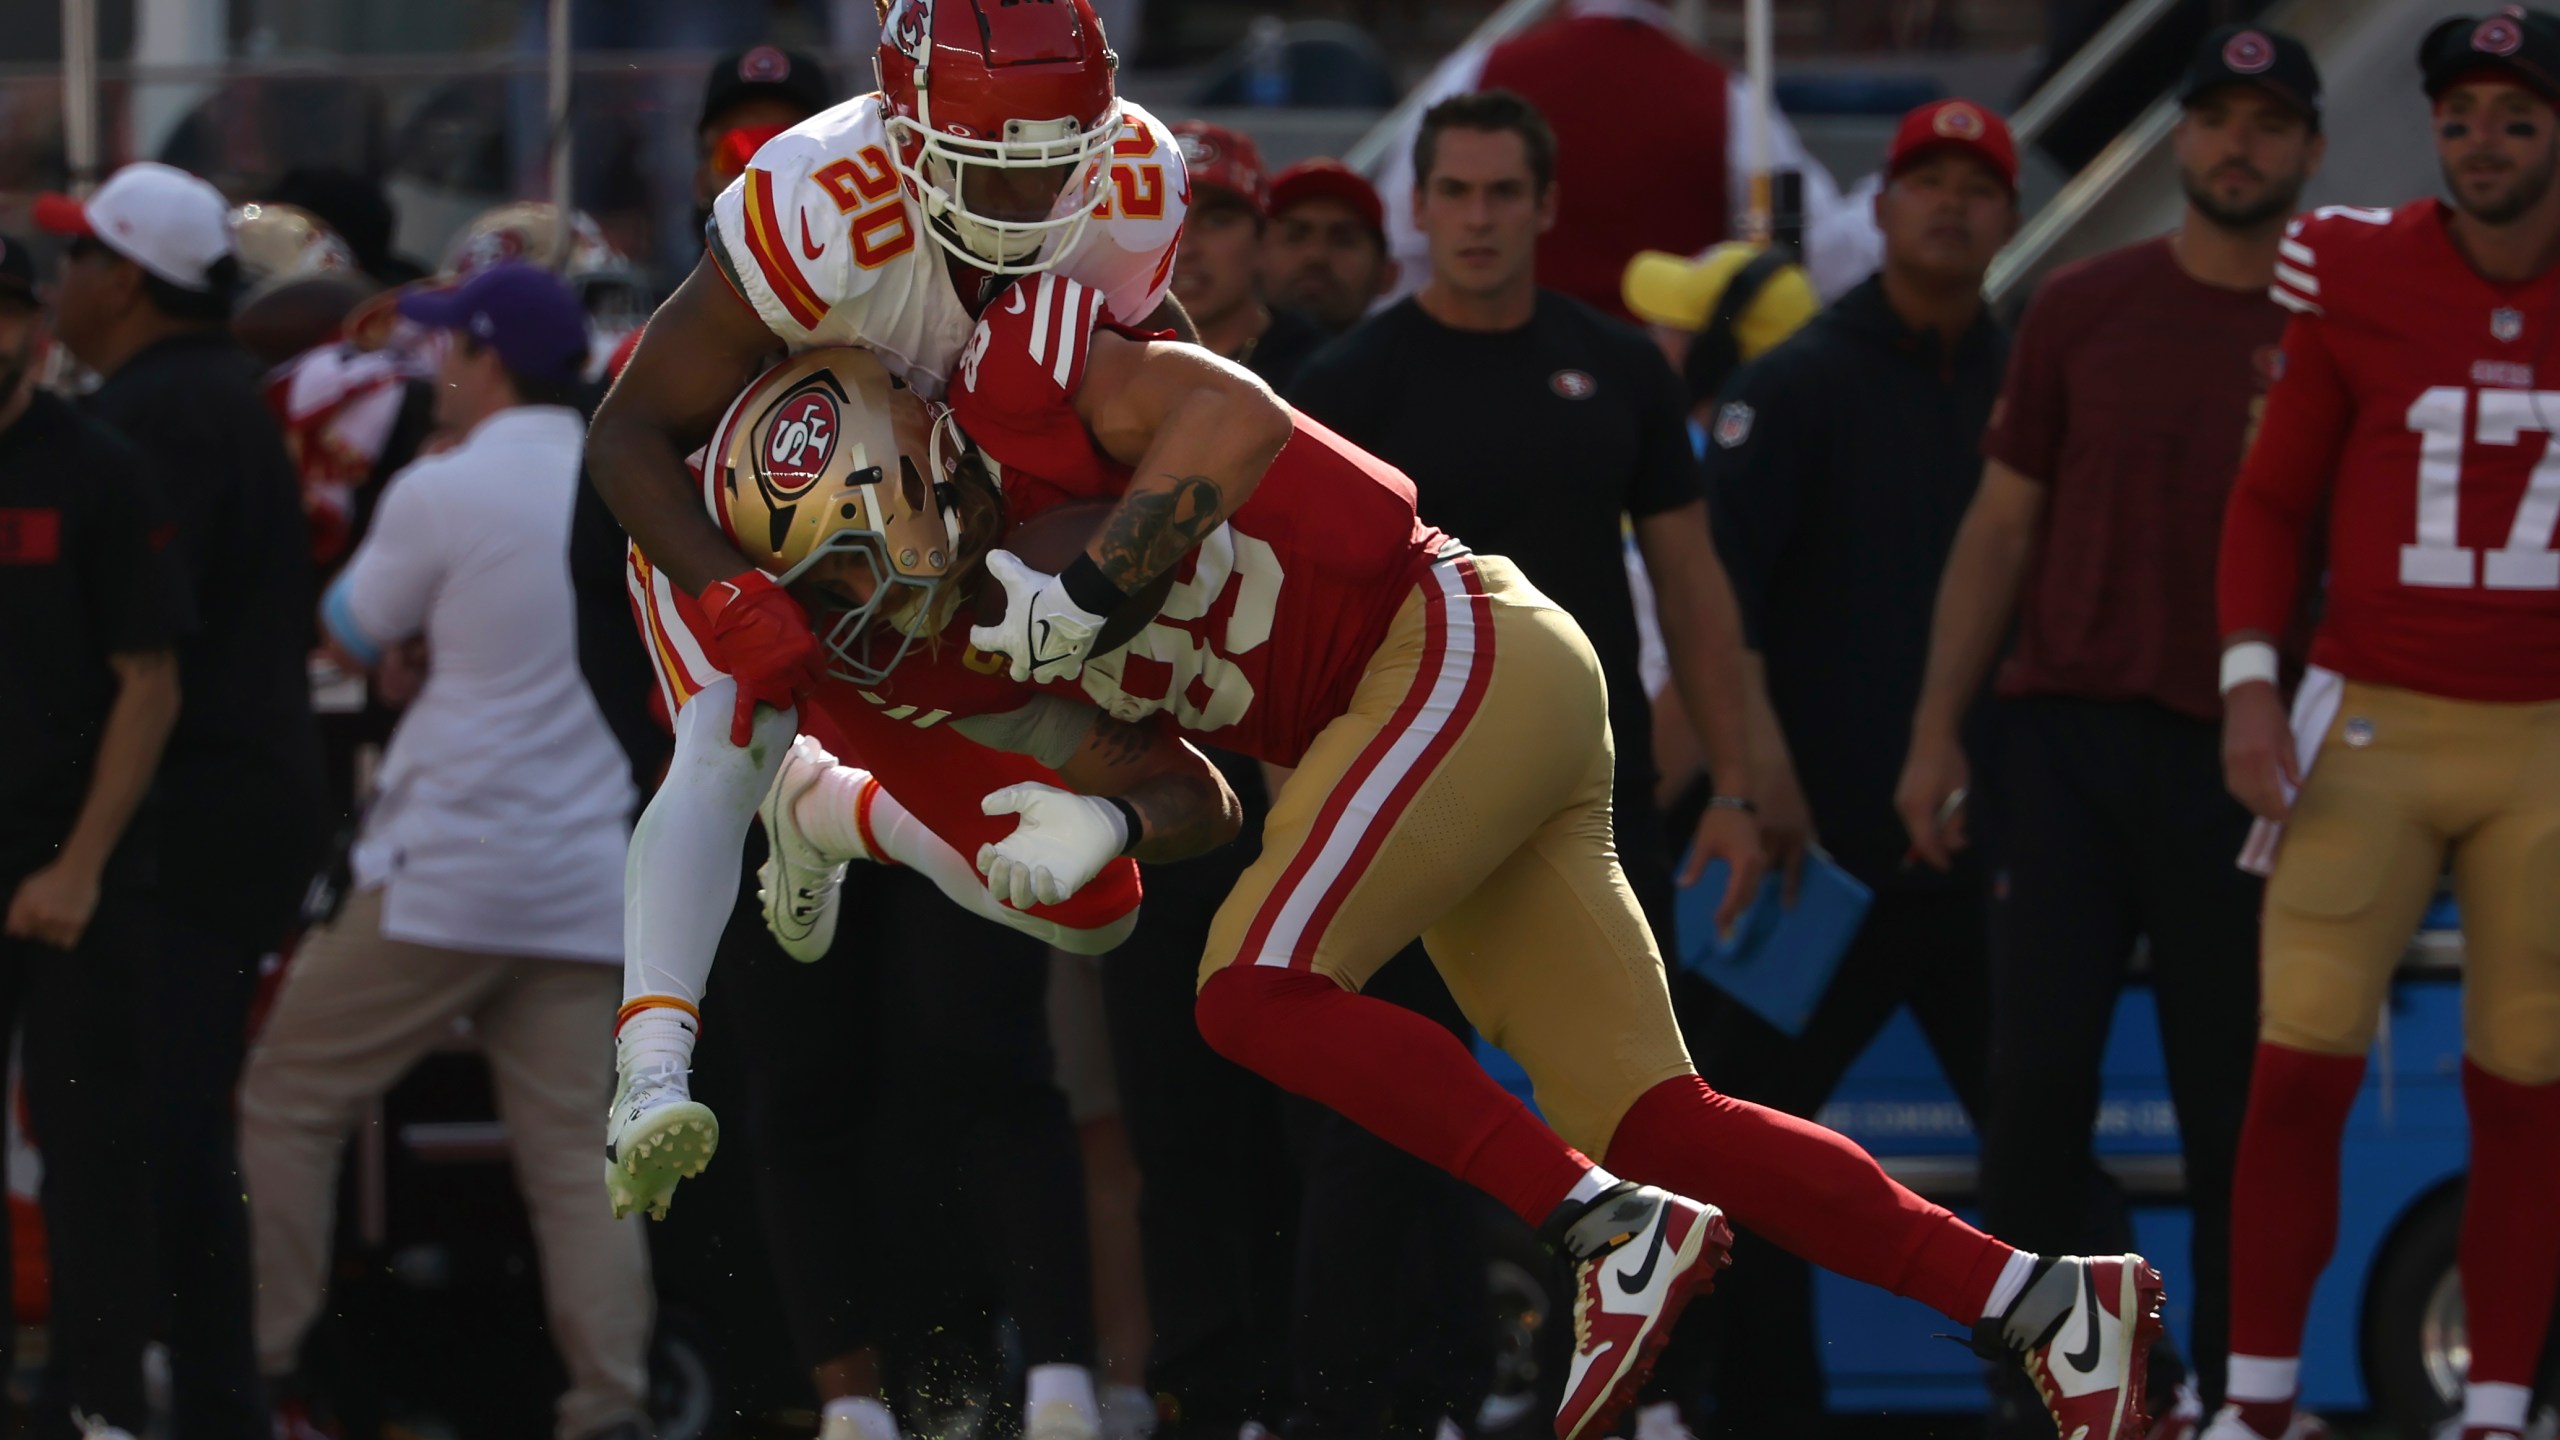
{"left": 1894, "top": 26, "right": 2323, "bottom": 1437}
{"left": 2207, "top": 12, "right": 2560, "bottom": 1440}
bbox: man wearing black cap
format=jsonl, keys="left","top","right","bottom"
{"left": 1895, "top": 26, "right": 2325, "bottom": 1436}
{"left": 2207, "top": 13, "right": 2560, "bottom": 1440}
{"left": 694, "top": 45, "right": 834, "bottom": 238}
{"left": 0, "top": 232, "right": 183, "bottom": 1440}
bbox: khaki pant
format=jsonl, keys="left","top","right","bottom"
{"left": 1202, "top": 553, "right": 1695, "bottom": 1156}
{"left": 2264, "top": 681, "right": 2560, "bottom": 1082}
{"left": 240, "top": 889, "right": 651, "bottom": 1438}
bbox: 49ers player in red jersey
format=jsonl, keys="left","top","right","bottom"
{"left": 2211, "top": 14, "right": 2560, "bottom": 1440}
{"left": 739, "top": 276, "right": 2169, "bottom": 1440}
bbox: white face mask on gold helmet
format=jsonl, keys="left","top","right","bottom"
{"left": 703, "top": 347, "right": 969, "bottom": 685}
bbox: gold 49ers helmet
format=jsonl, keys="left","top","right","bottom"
{"left": 704, "top": 347, "right": 969, "bottom": 685}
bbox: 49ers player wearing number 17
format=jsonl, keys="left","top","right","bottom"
{"left": 705, "top": 274, "right": 2169, "bottom": 1440}
{"left": 2211, "top": 13, "right": 2560, "bottom": 1440}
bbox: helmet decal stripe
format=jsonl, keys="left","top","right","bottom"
{"left": 743, "top": 169, "right": 828, "bottom": 330}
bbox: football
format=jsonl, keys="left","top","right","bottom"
{"left": 974, "top": 498, "right": 1175, "bottom": 657}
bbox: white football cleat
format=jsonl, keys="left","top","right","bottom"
{"left": 1975, "top": 1254, "right": 2166, "bottom": 1440}
{"left": 604, "top": 1039, "right": 717, "bottom": 1221}
{"left": 1551, "top": 1184, "right": 1732, "bottom": 1440}
{"left": 2203, "top": 1404, "right": 2329, "bottom": 1440}
{"left": 759, "top": 734, "right": 866, "bottom": 962}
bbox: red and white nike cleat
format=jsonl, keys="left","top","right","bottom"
{"left": 1974, "top": 1254, "right": 2166, "bottom": 1440}
{"left": 1549, "top": 1183, "right": 1733, "bottom": 1440}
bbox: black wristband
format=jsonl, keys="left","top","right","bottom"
{"left": 1104, "top": 795, "right": 1143, "bottom": 855}
{"left": 1062, "top": 553, "right": 1131, "bottom": 618}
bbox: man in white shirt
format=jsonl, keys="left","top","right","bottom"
{"left": 238, "top": 262, "right": 649, "bottom": 1440}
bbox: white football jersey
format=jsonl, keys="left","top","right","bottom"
{"left": 709, "top": 91, "right": 1187, "bottom": 397}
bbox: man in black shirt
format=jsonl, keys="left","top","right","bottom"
{"left": 1696, "top": 100, "right": 2021, "bottom": 1436}
{"left": 41, "top": 162, "right": 326, "bottom": 1440}
{"left": 0, "top": 232, "right": 184, "bottom": 1440}
{"left": 1290, "top": 91, "right": 1763, "bottom": 940}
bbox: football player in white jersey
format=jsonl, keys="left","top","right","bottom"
{"left": 592, "top": 0, "right": 1188, "bottom": 746}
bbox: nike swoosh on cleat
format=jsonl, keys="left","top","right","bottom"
{"left": 1614, "top": 1208, "right": 1672, "bottom": 1296}
{"left": 2064, "top": 1265, "right": 2104, "bottom": 1374}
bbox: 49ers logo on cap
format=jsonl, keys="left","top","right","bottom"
{"left": 758, "top": 383, "right": 843, "bottom": 505}
{"left": 2223, "top": 31, "right": 2276, "bottom": 73}
{"left": 738, "top": 45, "right": 792, "bottom": 82}
{"left": 1933, "top": 102, "right": 1987, "bottom": 138}
{"left": 2475, "top": 12, "right": 2526, "bottom": 56}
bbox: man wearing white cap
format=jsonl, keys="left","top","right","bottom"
{"left": 39, "top": 160, "right": 327, "bottom": 1440}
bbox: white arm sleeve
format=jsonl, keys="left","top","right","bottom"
{"left": 622, "top": 678, "right": 795, "bottom": 1006}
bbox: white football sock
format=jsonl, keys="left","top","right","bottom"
{"left": 616, "top": 1006, "right": 698, "bottom": 1072}
{"left": 1565, "top": 1167, "right": 1623, "bottom": 1207}
{"left": 1634, "top": 1401, "right": 1695, "bottom": 1440}
{"left": 2468, "top": 1382, "right": 2533, "bottom": 1434}
{"left": 624, "top": 680, "right": 792, "bottom": 1006}
{"left": 789, "top": 753, "right": 884, "bottom": 863}
{"left": 1983, "top": 1249, "right": 2041, "bottom": 1322}
{"left": 2225, "top": 1355, "right": 2301, "bottom": 1404}
{"left": 1027, "top": 1363, "right": 1098, "bottom": 1418}
{"left": 821, "top": 1395, "right": 901, "bottom": 1440}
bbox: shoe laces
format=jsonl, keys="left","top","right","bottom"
{"left": 621, "top": 1059, "right": 691, "bottom": 1112}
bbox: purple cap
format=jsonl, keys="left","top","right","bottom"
{"left": 398, "top": 260, "right": 588, "bottom": 383}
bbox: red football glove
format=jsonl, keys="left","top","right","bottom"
{"left": 697, "top": 571, "right": 822, "bottom": 745}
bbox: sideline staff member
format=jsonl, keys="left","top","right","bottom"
{"left": 1898, "top": 30, "right": 2326, "bottom": 1428}
{"left": 1698, "top": 98, "right": 2020, "bottom": 1436}
{"left": 0, "top": 232, "right": 184, "bottom": 1440}
{"left": 1290, "top": 89, "right": 1764, "bottom": 935}
{"left": 39, "top": 160, "right": 327, "bottom": 1440}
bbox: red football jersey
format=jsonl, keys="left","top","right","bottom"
{"left": 2221, "top": 200, "right": 2560, "bottom": 702}
{"left": 910, "top": 272, "right": 1452, "bottom": 764}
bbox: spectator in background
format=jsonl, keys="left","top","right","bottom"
{"left": 1698, "top": 99, "right": 2020, "bottom": 1439}
{"left": 239, "top": 263, "right": 650, "bottom": 1440}
{"left": 1263, "top": 159, "right": 1400, "bottom": 337}
{"left": 1374, "top": 0, "right": 1880, "bottom": 309}
{"left": 0, "top": 234, "right": 177, "bottom": 1440}
{"left": 268, "top": 167, "right": 428, "bottom": 286}
{"left": 38, "top": 161, "right": 328, "bottom": 1440}
{"left": 1898, "top": 32, "right": 2325, "bottom": 1436}
{"left": 1169, "top": 121, "right": 1327, "bottom": 387}
{"left": 694, "top": 45, "right": 836, "bottom": 236}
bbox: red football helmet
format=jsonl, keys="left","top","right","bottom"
{"left": 876, "top": 0, "right": 1122, "bottom": 273}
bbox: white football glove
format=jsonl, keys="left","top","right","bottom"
{"left": 968, "top": 549, "right": 1110, "bottom": 685}
{"left": 976, "top": 783, "right": 1130, "bottom": 910}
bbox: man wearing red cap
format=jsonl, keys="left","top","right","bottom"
{"left": 1698, "top": 97, "right": 2026, "bottom": 1438}
{"left": 1898, "top": 29, "right": 2326, "bottom": 1439}
{"left": 1168, "top": 120, "right": 1327, "bottom": 387}
{"left": 1263, "top": 159, "right": 1400, "bottom": 337}
{"left": 2207, "top": 12, "right": 2560, "bottom": 1440}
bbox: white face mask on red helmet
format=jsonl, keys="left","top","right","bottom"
{"left": 876, "top": 0, "right": 1123, "bottom": 273}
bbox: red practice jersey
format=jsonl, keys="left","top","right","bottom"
{"left": 2220, "top": 200, "right": 2560, "bottom": 702}
{"left": 868, "top": 272, "right": 1453, "bottom": 764}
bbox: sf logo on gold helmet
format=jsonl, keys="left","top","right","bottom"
{"left": 707, "top": 347, "right": 980, "bottom": 686}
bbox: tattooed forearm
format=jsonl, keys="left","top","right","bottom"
{"left": 1085, "top": 714, "right": 1161, "bottom": 772}
{"left": 1091, "top": 474, "right": 1226, "bottom": 593}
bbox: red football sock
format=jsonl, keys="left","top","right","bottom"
{"left": 2458, "top": 1061, "right": 2560, "bottom": 1389}
{"left": 2227, "top": 1043, "right": 2363, "bottom": 1361}
{"left": 1601, "top": 1074, "right": 2013, "bottom": 1322}
{"left": 1193, "top": 964, "right": 1591, "bottom": 1226}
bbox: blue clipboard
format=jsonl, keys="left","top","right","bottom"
{"left": 1675, "top": 851, "right": 1873, "bottom": 1036}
